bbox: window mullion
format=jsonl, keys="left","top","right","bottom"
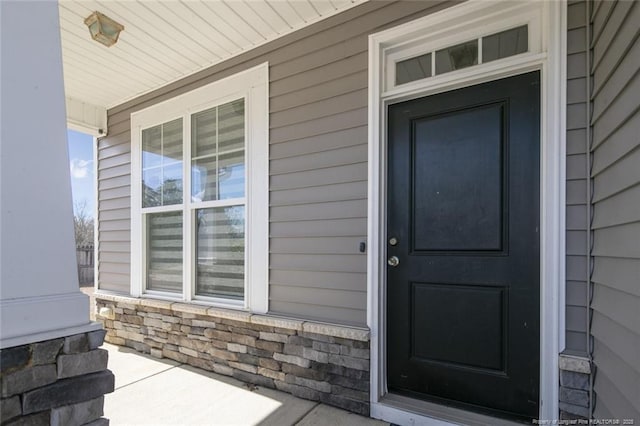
{"left": 431, "top": 51, "right": 436, "bottom": 77}
{"left": 160, "top": 124, "right": 164, "bottom": 206}
{"left": 190, "top": 197, "right": 245, "bottom": 210}
{"left": 141, "top": 212, "right": 147, "bottom": 297}
{"left": 215, "top": 106, "right": 219, "bottom": 201}
{"left": 184, "top": 113, "right": 192, "bottom": 303}
{"left": 243, "top": 94, "right": 250, "bottom": 310}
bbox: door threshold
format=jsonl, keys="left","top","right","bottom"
{"left": 372, "top": 393, "right": 526, "bottom": 426}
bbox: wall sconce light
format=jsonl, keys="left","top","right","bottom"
{"left": 84, "top": 11, "right": 124, "bottom": 47}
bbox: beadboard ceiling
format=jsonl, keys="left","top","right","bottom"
{"left": 58, "top": 0, "right": 362, "bottom": 113}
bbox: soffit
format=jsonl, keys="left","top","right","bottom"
{"left": 59, "top": 0, "right": 363, "bottom": 111}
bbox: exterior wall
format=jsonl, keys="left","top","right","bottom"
{"left": 89, "top": 0, "right": 640, "bottom": 420}
{"left": 95, "top": 295, "right": 370, "bottom": 415}
{"left": 0, "top": 331, "right": 113, "bottom": 425}
{"left": 565, "top": 0, "right": 590, "bottom": 354}
{"left": 96, "top": 0, "right": 457, "bottom": 326}
{"left": 98, "top": 0, "right": 594, "bottom": 332}
{"left": 590, "top": 0, "right": 640, "bottom": 420}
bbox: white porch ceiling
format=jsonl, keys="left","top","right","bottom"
{"left": 58, "top": 0, "right": 362, "bottom": 132}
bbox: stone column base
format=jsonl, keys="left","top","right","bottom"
{"left": 559, "top": 353, "right": 592, "bottom": 419}
{"left": 0, "top": 329, "right": 114, "bottom": 425}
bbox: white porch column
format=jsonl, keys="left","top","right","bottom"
{"left": 0, "top": 1, "right": 100, "bottom": 348}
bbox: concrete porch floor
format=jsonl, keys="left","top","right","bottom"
{"left": 103, "top": 342, "right": 389, "bottom": 426}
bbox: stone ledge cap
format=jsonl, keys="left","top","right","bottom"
{"left": 250, "top": 315, "right": 303, "bottom": 330}
{"left": 171, "top": 303, "right": 209, "bottom": 315}
{"left": 208, "top": 307, "right": 252, "bottom": 322}
{"left": 94, "top": 295, "right": 371, "bottom": 341}
{"left": 140, "top": 299, "right": 174, "bottom": 310}
{"left": 559, "top": 354, "right": 591, "bottom": 374}
{"left": 302, "top": 322, "right": 369, "bottom": 342}
{"left": 94, "top": 293, "right": 139, "bottom": 305}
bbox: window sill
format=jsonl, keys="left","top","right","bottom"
{"left": 140, "top": 290, "right": 244, "bottom": 311}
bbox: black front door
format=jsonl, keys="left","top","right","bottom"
{"left": 386, "top": 71, "right": 540, "bottom": 420}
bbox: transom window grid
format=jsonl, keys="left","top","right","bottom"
{"left": 382, "top": 3, "right": 543, "bottom": 96}
{"left": 395, "top": 25, "right": 529, "bottom": 86}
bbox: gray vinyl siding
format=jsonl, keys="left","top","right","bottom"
{"left": 590, "top": 0, "right": 640, "bottom": 420}
{"left": 96, "top": 0, "right": 601, "bottom": 333}
{"left": 97, "top": 0, "right": 456, "bottom": 326}
{"left": 565, "top": 0, "right": 590, "bottom": 354}
{"left": 96, "top": 127, "right": 131, "bottom": 294}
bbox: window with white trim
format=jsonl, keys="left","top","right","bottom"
{"left": 131, "top": 64, "right": 269, "bottom": 313}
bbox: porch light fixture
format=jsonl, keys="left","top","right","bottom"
{"left": 84, "top": 11, "right": 124, "bottom": 47}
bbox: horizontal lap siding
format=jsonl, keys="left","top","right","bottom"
{"left": 97, "top": 1, "right": 453, "bottom": 326}
{"left": 96, "top": 121, "right": 131, "bottom": 293}
{"left": 590, "top": 0, "right": 640, "bottom": 420}
{"left": 565, "top": 1, "right": 590, "bottom": 353}
{"left": 267, "top": 0, "right": 454, "bottom": 325}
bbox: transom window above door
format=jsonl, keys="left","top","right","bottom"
{"left": 395, "top": 25, "right": 529, "bottom": 85}
{"left": 381, "top": 2, "right": 543, "bottom": 94}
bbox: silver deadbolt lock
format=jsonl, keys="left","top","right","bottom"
{"left": 389, "top": 237, "right": 398, "bottom": 246}
{"left": 388, "top": 256, "right": 400, "bottom": 267}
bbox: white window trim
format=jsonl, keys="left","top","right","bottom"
{"left": 367, "top": 1, "right": 566, "bottom": 424}
{"left": 131, "top": 63, "right": 269, "bottom": 314}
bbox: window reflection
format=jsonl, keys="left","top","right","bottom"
{"left": 483, "top": 25, "right": 528, "bottom": 63}
{"left": 191, "top": 99, "right": 245, "bottom": 203}
{"left": 396, "top": 53, "right": 432, "bottom": 85}
{"left": 142, "top": 118, "right": 183, "bottom": 207}
{"left": 435, "top": 40, "right": 478, "bottom": 74}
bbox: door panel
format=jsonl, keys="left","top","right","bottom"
{"left": 387, "top": 71, "right": 540, "bottom": 420}
{"left": 412, "top": 103, "right": 505, "bottom": 252}
{"left": 411, "top": 282, "right": 507, "bottom": 372}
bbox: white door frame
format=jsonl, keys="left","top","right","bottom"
{"left": 366, "top": 1, "right": 567, "bottom": 424}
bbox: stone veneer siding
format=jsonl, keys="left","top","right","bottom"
{"left": 559, "top": 354, "right": 592, "bottom": 420}
{"left": 0, "top": 330, "right": 114, "bottom": 425}
{"left": 95, "top": 294, "right": 371, "bottom": 415}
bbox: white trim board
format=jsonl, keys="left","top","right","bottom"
{"left": 66, "top": 97, "right": 107, "bottom": 137}
{"left": 367, "top": 1, "right": 567, "bottom": 424}
{"left": 0, "top": 293, "right": 102, "bottom": 349}
{"left": 94, "top": 135, "right": 100, "bottom": 297}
